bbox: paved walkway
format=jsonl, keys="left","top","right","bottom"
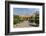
{"left": 14, "top": 21, "right": 33, "bottom": 28}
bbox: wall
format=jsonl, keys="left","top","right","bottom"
{"left": 0, "top": 0, "right": 46, "bottom": 36}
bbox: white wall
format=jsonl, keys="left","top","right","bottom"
{"left": 0, "top": 0, "right": 46, "bottom": 36}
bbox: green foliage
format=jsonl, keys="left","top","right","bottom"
{"left": 13, "top": 15, "right": 24, "bottom": 25}
{"left": 13, "top": 12, "right": 39, "bottom": 25}
{"left": 35, "top": 20, "right": 39, "bottom": 24}
{"left": 28, "top": 13, "right": 39, "bottom": 24}
{"left": 35, "top": 13, "right": 39, "bottom": 24}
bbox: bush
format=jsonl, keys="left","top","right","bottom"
{"left": 13, "top": 15, "right": 24, "bottom": 25}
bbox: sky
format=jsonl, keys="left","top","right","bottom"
{"left": 13, "top": 8, "right": 39, "bottom": 16}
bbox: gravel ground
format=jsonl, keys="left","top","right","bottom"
{"left": 13, "top": 21, "right": 33, "bottom": 28}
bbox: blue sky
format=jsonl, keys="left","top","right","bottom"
{"left": 13, "top": 8, "right": 39, "bottom": 16}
